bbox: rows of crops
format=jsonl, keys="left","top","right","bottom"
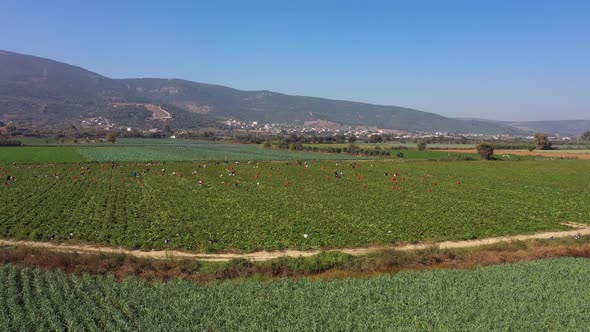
{"left": 78, "top": 143, "right": 366, "bottom": 162}
{"left": 1, "top": 159, "right": 588, "bottom": 251}
{"left": 0, "top": 147, "right": 85, "bottom": 163}
{"left": 0, "top": 143, "right": 366, "bottom": 162}
{"left": 1, "top": 258, "right": 589, "bottom": 330}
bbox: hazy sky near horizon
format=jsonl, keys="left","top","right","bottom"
{"left": 1, "top": 0, "right": 589, "bottom": 121}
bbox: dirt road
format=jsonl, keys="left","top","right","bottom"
{"left": 1, "top": 223, "right": 588, "bottom": 262}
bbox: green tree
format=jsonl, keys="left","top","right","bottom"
{"left": 334, "top": 134, "right": 346, "bottom": 144}
{"left": 346, "top": 143, "right": 359, "bottom": 155}
{"left": 476, "top": 143, "right": 494, "bottom": 160}
{"left": 106, "top": 132, "right": 118, "bottom": 144}
{"left": 416, "top": 141, "right": 427, "bottom": 151}
{"left": 534, "top": 133, "right": 552, "bottom": 150}
{"left": 368, "top": 134, "right": 382, "bottom": 143}
{"left": 582, "top": 131, "right": 590, "bottom": 141}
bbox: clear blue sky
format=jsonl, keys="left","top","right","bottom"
{"left": 1, "top": 0, "right": 589, "bottom": 121}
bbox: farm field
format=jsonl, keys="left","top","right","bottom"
{"left": 304, "top": 144, "right": 547, "bottom": 160}
{"left": 538, "top": 149, "right": 590, "bottom": 154}
{"left": 0, "top": 147, "right": 85, "bottom": 163}
{"left": 0, "top": 142, "right": 366, "bottom": 162}
{"left": 0, "top": 159, "right": 588, "bottom": 252}
{"left": 78, "top": 144, "right": 364, "bottom": 162}
{"left": 1, "top": 258, "right": 590, "bottom": 331}
{"left": 445, "top": 149, "right": 590, "bottom": 160}
{"left": 306, "top": 142, "right": 476, "bottom": 149}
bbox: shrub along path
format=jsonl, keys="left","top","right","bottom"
{"left": 0, "top": 222, "right": 588, "bottom": 262}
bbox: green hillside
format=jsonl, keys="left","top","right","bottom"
{"left": 1, "top": 50, "right": 525, "bottom": 134}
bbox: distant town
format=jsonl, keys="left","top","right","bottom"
{"left": 0, "top": 117, "right": 582, "bottom": 145}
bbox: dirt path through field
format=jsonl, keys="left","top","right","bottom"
{"left": 1, "top": 222, "right": 588, "bottom": 262}
{"left": 442, "top": 149, "right": 590, "bottom": 159}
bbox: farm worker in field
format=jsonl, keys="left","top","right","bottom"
{"left": 132, "top": 171, "right": 137, "bottom": 177}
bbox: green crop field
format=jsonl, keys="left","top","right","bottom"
{"left": 307, "top": 142, "right": 476, "bottom": 149}
{"left": 1, "top": 142, "right": 367, "bottom": 163}
{"left": 1, "top": 258, "right": 589, "bottom": 331}
{"left": 302, "top": 143, "right": 546, "bottom": 160}
{"left": 0, "top": 147, "right": 86, "bottom": 163}
{"left": 1, "top": 159, "right": 588, "bottom": 251}
{"left": 78, "top": 145, "right": 480, "bottom": 162}
{"left": 78, "top": 144, "right": 365, "bottom": 162}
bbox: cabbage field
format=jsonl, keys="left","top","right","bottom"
{"left": 78, "top": 143, "right": 365, "bottom": 162}
{"left": 0, "top": 142, "right": 365, "bottom": 162}
{"left": 0, "top": 139, "right": 482, "bottom": 163}
{"left": 1, "top": 258, "right": 589, "bottom": 331}
{"left": 1, "top": 159, "right": 589, "bottom": 252}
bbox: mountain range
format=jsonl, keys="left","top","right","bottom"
{"left": 0, "top": 50, "right": 587, "bottom": 136}
{"left": 456, "top": 118, "right": 590, "bottom": 137}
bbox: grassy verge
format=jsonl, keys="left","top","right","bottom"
{"left": 2, "top": 234, "right": 589, "bottom": 282}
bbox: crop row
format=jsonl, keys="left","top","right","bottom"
{"left": 1, "top": 258, "right": 590, "bottom": 330}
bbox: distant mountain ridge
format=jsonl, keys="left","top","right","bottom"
{"left": 457, "top": 118, "right": 590, "bottom": 136}
{"left": 0, "top": 50, "right": 538, "bottom": 134}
